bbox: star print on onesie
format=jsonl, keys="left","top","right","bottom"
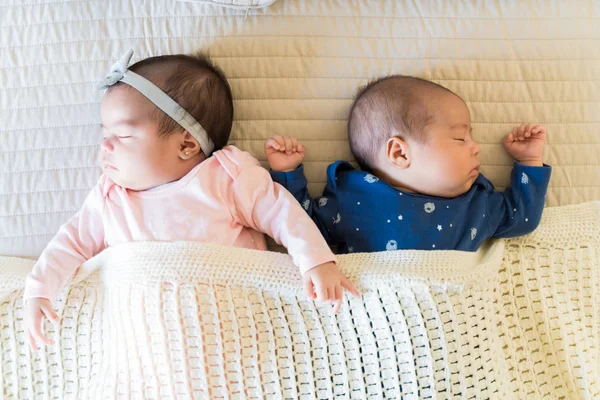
{"left": 271, "top": 160, "right": 551, "bottom": 253}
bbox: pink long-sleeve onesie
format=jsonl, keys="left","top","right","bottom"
{"left": 24, "top": 146, "right": 335, "bottom": 302}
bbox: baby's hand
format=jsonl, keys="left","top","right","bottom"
{"left": 24, "top": 297, "right": 60, "bottom": 351}
{"left": 503, "top": 123, "right": 546, "bottom": 166}
{"left": 303, "top": 261, "right": 360, "bottom": 314}
{"left": 264, "top": 136, "right": 306, "bottom": 172}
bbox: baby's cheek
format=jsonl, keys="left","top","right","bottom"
{"left": 439, "top": 159, "right": 464, "bottom": 185}
{"left": 121, "top": 153, "right": 151, "bottom": 180}
{"left": 431, "top": 157, "right": 453, "bottom": 177}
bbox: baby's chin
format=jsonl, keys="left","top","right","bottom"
{"left": 453, "top": 177, "right": 478, "bottom": 197}
{"left": 425, "top": 179, "right": 475, "bottom": 199}
{"left": 443, "top": 173, "right": 479, "bottom": 197}
{"left": 102, "top": 169, "right": 134, "bottom": 190}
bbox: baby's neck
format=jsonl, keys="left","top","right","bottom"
{"left": 370, "top": 167, "right": 468, "bottom": 198}
{"left": 370, "top": 167, "right": 420, "bottom": 194}
{"left": 137, "top": 156, "right": 206, "bottom": 193}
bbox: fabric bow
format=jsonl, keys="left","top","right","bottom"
{"left": 96, "top": 49, "right": 134, "bottom": 90}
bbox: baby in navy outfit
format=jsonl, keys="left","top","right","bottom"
{"left": 265, "top": 75, "right": 551, "bottom": 253}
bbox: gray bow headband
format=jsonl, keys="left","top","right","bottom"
{"left": 97, "top": 50, "right": 215, "bottom": 157}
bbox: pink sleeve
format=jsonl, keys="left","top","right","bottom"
{"left": 217, "top": 147, "right": 336, "bottom": 274}
{"left": 23, "top": 178, "right": 107, "bottom": 303}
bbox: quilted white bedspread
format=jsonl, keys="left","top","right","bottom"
{"left": 1, "top": 1, "right": 599, "bottom": 258}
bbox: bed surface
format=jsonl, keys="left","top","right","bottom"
{"left": 1, "top": 0, "right": 598, "bottom": 257}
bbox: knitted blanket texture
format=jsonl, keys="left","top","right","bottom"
{"left": 1, "top": 202, "right": 598, "bottom": 399}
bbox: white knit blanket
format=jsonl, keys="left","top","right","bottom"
{"left": 1, "top": 203, "right": 599, "bottom": 399}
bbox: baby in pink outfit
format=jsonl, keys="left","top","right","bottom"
{"left": 24, "top": 51, "right": 358, "bottom": 351}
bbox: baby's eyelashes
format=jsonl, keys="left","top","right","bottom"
{"left": 102, "top": 135, "right": 132, "bottom": 140}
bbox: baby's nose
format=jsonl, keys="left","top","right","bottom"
{"left": 472, "top": 142, "right": 481, "bottom": 156}
{"left": 101, "top": 138, "right": 114, "bottom": 153}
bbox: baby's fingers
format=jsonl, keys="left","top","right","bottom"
{"left": 289, "top": 137, "right": 299, "bottom": 152}
{"left": 303, "top": 276, "right": 316, "bottom": 300}
{"left": 314, "top": 284, "right": 328, "bottom": 302}
{"left": 531, "top": 124, "right": 546, "bottom": 135}
{"left": 505, "top": 131, "right": 515, "bottom": 143}
{"left": 517, "top": 123, "right": 527, "bottom": 140}
{"left": 265, "top": 136, "right": 284, "bottom": 151}
{"left": 330, "top": 285, "right": 343, "bottom": 314}
{"left": 335, "top": 285, "right": 342, "bottom": 301}
{"left": 341, "top": 277, "right": 360, "bottom": 298}
{"left": 264, "top": 138, "right": 280, "bottom": 151}
{"left": 326, "top": 287, "right": 336, "bottom": 301}
{"left": 283, "top": 136, "right": 294, "bottom": 155}
{"left": 30, "top": 314, "right": 53, "bottom": 347}
{"left": 506, "top": 126, "right": 519, "bottom": 143}
{"left": 41, "top": 303, "right": 60, "bottom": 325}
{"left": 331, "top": 298, "right": 342, "bottom": 315}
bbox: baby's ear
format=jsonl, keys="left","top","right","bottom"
{"left": 386, "top": 136, "right": 410, "bottom": 169}
{"left": 178, "top": 131, "right": 202, "bottom": 160}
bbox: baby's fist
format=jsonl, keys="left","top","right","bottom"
{"left": 265, "top": 136, "right": 306, "bottom": 172}
{"left": 504, "top": 123, "right": 546, "bottom": 166}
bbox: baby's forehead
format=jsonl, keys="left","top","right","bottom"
{"left": 430, "top": 105, "right": 472, "bottom": 134}
{"left": 101, "top": 85, "right": 158, "bottom": 123}
{"left": 433, "top": 93, "right": 470, "bottom": 118}
{"left": 104, "top": 83, "right": 146, "bottom": 101}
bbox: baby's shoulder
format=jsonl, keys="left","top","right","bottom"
{"left": 326, "top": 161, "right": 381, "bottom": 188}
{"left": 212, "top": 145, "right": 261, "bottom": 180}
{"left": 326, "top": 160, "right": 358, "bottom": 177}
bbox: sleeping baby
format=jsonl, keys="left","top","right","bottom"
{"left": 265, "top": 75, "right": 551, "bottom": 253}
{"left": 24, "top": 50, "right": 358, "bottom": 351}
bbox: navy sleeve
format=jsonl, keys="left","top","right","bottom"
{"left": 270, "top": 164, "right": 340, "bottom": 244}
{"left": 488, "top": 162, "right": 552, "bottom": 238}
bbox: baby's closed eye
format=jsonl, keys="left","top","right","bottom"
{"left": 102, "top": 133, "right": 133, "bottom": 140}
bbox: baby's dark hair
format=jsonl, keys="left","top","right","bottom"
{"left": 117, "top": 52, "right": 233, "bottom": 152}
{"left": 347, "top": 75, "right": 459, "bottom": 172}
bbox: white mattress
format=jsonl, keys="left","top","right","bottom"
{"left": 1, "top": 0, "right": 599, "bottom": 258}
